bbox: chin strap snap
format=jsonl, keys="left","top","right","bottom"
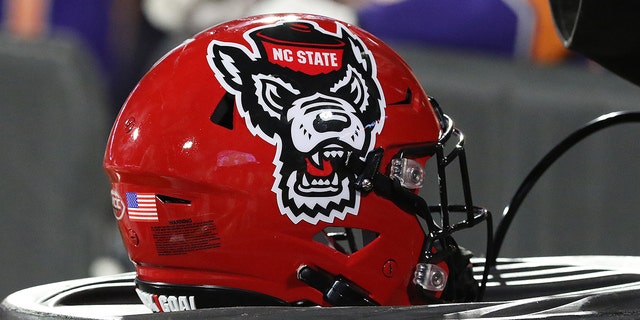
{"left": 352, "top": 148, "right": 384, "bottom": 193}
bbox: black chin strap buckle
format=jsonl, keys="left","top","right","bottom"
{"left": 297, "top": 265, "right": 378, "bottom": 306}
{"left": 352, "top": 148, "right": 385, "bottom": 193}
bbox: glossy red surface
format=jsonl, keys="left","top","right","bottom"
{"left": 104, "top": 14, "right": 441, "bottom": 306}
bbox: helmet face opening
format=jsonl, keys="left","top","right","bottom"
{"left": 104, "top": 13, "right": 490, "bottom": 312}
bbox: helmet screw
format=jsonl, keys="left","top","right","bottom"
{"left": 431, "top": 270, "right": 444, "bottom": 287}
{"left": 127, "top": 229, "right": 139, "bottom": 246}
{"left": 409, "top": 168, "right": 422, "bottom": 183}
{"left": 124, "top": 117, "right": 136, "bottom": 133}
{"left": 361, "top": 179, "right": 373, "bottom": 191}
{"left": 382, "top": 259, "right": 397, "bottom": 278}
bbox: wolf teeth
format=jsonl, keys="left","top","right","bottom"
{"left": 323, "top": 150, "right": 344, "bottom": 158}
{"left": 301, "top": 173, "right": 340, "bottom": 188}
{"left": 311, "top": 152, "right": 321, "bottom": 167}
{"left": 312, "top": 178, "right": 332, "bottom": 186}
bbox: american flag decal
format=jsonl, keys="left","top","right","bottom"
{"left": 126, "top": 192, "right": 158, "bottom": 221}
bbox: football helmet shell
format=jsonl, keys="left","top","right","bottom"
{"left": 104, "top": 13, "right": 488, "bottom": 311}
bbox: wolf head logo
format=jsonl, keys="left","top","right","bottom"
{"left": 207, "top": 20, "right": 385, "bottom": 224}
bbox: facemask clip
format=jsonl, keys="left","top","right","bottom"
{"left": 390, "top": 158, "right": 425, "bottom": 189}
{"left": 413, "top": 263, "right": 448, "bottom": 292}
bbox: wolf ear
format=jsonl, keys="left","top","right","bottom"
{"left": 208, "top": 42, "right": 254, "bottom": 93}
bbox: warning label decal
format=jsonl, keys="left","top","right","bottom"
{"left": 151, "top": 220, "right": 221, "bottom": 256}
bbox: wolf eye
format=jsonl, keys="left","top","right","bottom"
{"left": 330, "top": 65, "right": 369, "bottom": 112}
{"left": 253, "top": 74, "right": 300, "bottom": 119}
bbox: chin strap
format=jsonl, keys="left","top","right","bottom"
{"left": 297, "top": 265, "right": 379, "bottom": 306}
{"left": 351, "top": 148, "right": 438, "bottom": 230}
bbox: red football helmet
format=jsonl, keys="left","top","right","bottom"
{"left": 104, "top": 13, "right": 491, "bottom": 312}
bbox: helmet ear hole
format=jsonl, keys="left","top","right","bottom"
{"left": 313, "top": 227, "right": 379, "bottom": 255}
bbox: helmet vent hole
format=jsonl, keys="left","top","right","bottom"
{"left": 156, "top": 194, "right": 191, "bottom": 204}
{"left": 388, "top": 88, "right": 412, "bottom": 105}
{"left": 313, "top": 227, "right": 379, "bottom": 255}
{"left": 210, "top": 92, "right": 235, "bottom": 130}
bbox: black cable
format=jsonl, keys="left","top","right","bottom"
{"left": 489, "top": 111, "right": 640, "bottom": 265}
{"left": 479, "top": 211, "right": 492, "bottom": 300}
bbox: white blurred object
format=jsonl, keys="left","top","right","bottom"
{"left": 89, "top": 256, "right": 127, "bottom": 277}
{"left": 143, "top": 0, "right": 357, "bottom": 34}
{"left": 246, "top": 0, "right": 356, "bottom": 23}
